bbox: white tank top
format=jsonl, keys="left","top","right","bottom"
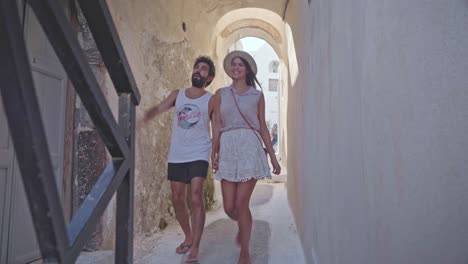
{"left": 168, "top": 88, "right": 213, "bottom": 163}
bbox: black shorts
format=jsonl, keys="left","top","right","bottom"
{"left": 167, "top": 160, "right": 209, "bottom": 184}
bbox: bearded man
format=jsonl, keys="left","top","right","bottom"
{"left": 143, "top": 56, "right": 215, "bottom": 263}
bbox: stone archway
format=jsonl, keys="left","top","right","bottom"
{"left": 211, "top": 8, "right": 290, "bottom": 165}
{"left": 100, "top": 0, "right": 297, "bottom": 246}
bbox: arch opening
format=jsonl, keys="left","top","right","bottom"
{"left": 211, "top": 7, "right": 294, "bottom": 169}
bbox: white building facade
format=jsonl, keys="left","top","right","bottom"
{"left": 251, "top": 43, "right": 280, "bottom": 133}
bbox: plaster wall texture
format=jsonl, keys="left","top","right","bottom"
{"left": 107, "top": 0, "right": 204, "bottom": 236}
{"left": 284, "top": 0, "right": 468, "bottom": 263}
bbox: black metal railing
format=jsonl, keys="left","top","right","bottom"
{"left": 0, "top": 0, "right": 140, "bottom": 263}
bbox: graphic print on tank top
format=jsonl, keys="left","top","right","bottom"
{"left": 177, "top": 104, "right": 202, "bottom": 129}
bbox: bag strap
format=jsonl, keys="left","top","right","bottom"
{"left": 230, "top": 88, "right": 265, "bottom": 147}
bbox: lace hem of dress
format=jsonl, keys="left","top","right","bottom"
{"left": 215, "top": 174, "right": 272, "bottom": 182}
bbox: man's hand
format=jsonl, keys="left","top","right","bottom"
{"left": 143, "top": 109, "right": 156, "bottom": 124}
{"left": 142, "top": 89, "right": 178, "bottom": 125}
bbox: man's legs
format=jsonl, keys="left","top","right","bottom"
{"left": 186, "top": 177, "right": 206, "bottom": 261}
{"left": 170, "top": 181, "right": 192, "bottom": 252}
{"left": 221, "top": 180, "right": 240, "bottom": 246}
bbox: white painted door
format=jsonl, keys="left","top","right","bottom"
{"left": 0, "top": 3, "right": 25, "bottom": 263}
{"left": 0, "top": 98, "right": 16, "bottom": 264}
{"left": 0, "top": 2, "right": 68, "bottom": 263}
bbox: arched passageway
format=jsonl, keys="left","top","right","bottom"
{"left": 211, "top": 7, "right": 290, "bottom": 170}
{"left": 103, "top": 1, "right": 301, "bottom": 256}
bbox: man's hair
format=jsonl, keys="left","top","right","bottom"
{"left": 194, "top": 56, "right": 216, "bottom": 86}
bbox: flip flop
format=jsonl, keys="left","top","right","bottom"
{"left": 185, "top": 254, "right": 199, "bottom": 263}
{"left": 175, "top": 243, "right": 192, "bottom": 254}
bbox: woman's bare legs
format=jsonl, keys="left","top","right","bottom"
{"left": 221, "top": 179, "right": 257, "bottom": 264}
{"left": 221, "top": 180, "right": 238, "bottom": 220}
{"left": 235, "top": 180, "right": 256, "bottom": 264}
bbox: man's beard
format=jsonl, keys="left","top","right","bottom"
{"left": 191, "top": 74, "right": 206, "bottom": 88}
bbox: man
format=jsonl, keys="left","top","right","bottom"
{"left": 143, "top": 56, "right": 215, "bottom": 263}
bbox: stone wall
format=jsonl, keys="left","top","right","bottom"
{"left": 107, "top": 0, "right": 213, "bottom": 237}
{"left": 72, "top": 2, "right": 116, "bottom": 250}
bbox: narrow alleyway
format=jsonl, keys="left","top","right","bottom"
{"left": 133, "top": 180, "right": 305, "bottom": 264}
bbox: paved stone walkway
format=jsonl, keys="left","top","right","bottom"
{"left": 134, "top": 182, "right": 305, "bottom": 264}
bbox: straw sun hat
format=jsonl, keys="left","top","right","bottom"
{"left": 223, "top": 50, "right": 257, "bottom": 78}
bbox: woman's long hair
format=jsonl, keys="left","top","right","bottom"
{"left": 235, "top": 56, "right": 262, "bottom": 90}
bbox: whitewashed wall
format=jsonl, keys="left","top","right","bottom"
{"left": 285, "top": 0, "right": 468, "bottom": 263}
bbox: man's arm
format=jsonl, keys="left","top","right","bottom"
{"left": 143, "top": 89, "right": 178, "bottom": 123}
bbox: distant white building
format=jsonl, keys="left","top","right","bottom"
{"left": 250, "top": 43, "right": 280, "bottom": 132}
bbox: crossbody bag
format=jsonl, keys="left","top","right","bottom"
{"left": 230, "top": 89, "right": 268, "bottom": 156}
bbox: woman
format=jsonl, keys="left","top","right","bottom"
{"left": 211, "top": 50, "right": 281, "bottom": 264}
